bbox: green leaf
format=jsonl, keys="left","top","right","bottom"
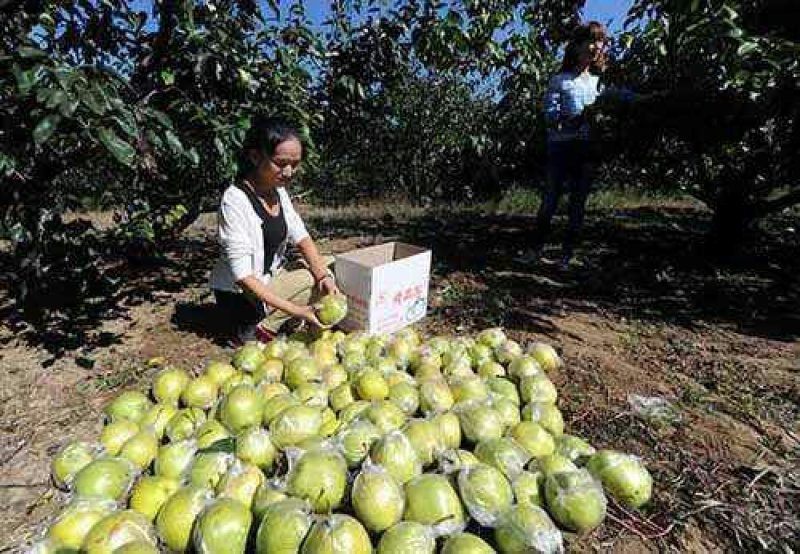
{"left": 18, "top": 46, "right": 47, "bottom": 59}
{"left": 33, "top": 114, "right": 61, "bottom": 145}
{"left": 186, "top": 147, "right": 200, "bottom": 167}
{"left": 160, "top": 69, "right": 175, "bottom": 86}
{"left": 98, "top": 127, "right": 136, "bottom": 167}
{"left": 197, "top": 437, "right": 236, "bottom": 454}
{"left": 165, "top": 130, "right": 183, "bottom": 153}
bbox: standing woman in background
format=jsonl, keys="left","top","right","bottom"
{"left": 210, "top": 116, "right": 338, "bottom": 345}
{"left": 527, "top": 21, "right": 610, "bottom": 269}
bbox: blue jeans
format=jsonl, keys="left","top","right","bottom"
{"left": 534, "top": 140, "right": 594, "bottom": 256}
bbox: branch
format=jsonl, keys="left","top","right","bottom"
{"left": 755, "top": 186, "right": 800, "bottom": 217}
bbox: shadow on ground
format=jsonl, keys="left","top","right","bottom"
{"left": 2, "top": 204, "right": 798, "bottom": 360}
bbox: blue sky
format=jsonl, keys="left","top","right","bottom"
{"left": 131, "top": 1, "right": 633, "bottom": 33}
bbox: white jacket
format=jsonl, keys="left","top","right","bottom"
{"left": 209, "top": 184, "right": 309, "bottom": 293}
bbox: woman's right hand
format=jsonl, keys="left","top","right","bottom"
{"left": 293, "top": 304, "right": 326, "bottom": 329}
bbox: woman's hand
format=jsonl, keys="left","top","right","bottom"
{"left": 293, "top": 304, "right": 327, "bottom": 329}
{"left": 316, "top": 273, "right": 340, "bottom": 296}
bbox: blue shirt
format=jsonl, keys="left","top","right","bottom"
{"left": 544, "top": 71, "right": 602, "bottom": 143}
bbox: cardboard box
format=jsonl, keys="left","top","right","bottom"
{"left": 334, "top": 242, "right": 432, "bottom": 335}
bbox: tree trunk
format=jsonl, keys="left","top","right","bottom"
{"left": 709, "top": 187, "right": 758, "bottom": 256}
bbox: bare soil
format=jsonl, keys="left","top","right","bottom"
{"left": 1, "top": 201, "right": 798, "bottom": 552}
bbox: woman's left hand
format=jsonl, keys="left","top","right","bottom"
{"left": 317, "top": 274, "right": 340, "bottom": 296}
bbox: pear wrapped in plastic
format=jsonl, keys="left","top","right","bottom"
{"left": 73, "top": 456, "right": 137, "bottom": 502}
{"left": 152, "top": 367, "right": 190, "bottom": 406}
{"left": 51, "top": 441, "right": 95, "bottom": 489}
{"left": 269, "top": 405, "right": 323, "bottom": 449}
{"left": 219, "top": 384, "right": 263, "bottom": 432}
{"left": 507, "top": 356, "right": 542, "bottom": 381}
{"left": 216, "top": 460, "right": 265, "bottom": 508}
{"left": 114, "top": 541, "right": 160, "bottom": 554}
{"left": 544, "top": 469, "right": 608, "bottom": 532}
{"left": 119, "top": 429, "right": 158, "bottom": 470}
{"left": 284, "top": 356, "right": 321, "bottom": 389}
{"left": 203, "top": 360, "right": 237, "bottom": 386}
{"left": 388, "top": 382, "right": 420, "bottom": 415}
{"left": 192, "top": 498, "right": 252, "bottom": 554}
{"left": 100, "top": 420, "right": 139, "bottom": 456}
{"left": 155, "top": 439, "right": 197, "bottom": 479}
{"left": 458, "top": 463, "right": 514, "bottom": 527}
{"left": 377, "top": 522, "right": 435, "bottom": 554}
{"left": 441, "top": 533, "right": 496, "bottom": 554}
{"left": 82, "top": 510, "right": 158, "bottom": 554}
{"left": 418, "top": 379, "right": 454, "bottom": 414}
{"left": 474, "top": 437, "right": 531, "bottom": 480}
{"left": 195, "top": 419, "right": 232, "bottom": 449}
{"left": 586, "top": 449, "right": 653, "bottom": 508}
{"left": 554, "top": 434, "right": 596, "bottom": 463}
{"left": 370, "top": 430, "right": 421, "bottom": 484}
{"left": 527, "top": 342, "right": 562, "bottom": 372}
{"left": 511, "top": 421, "right": 556, "bottom": 459}
{"left": 104, "top": 391, "right": 152, "bottom": 424}
{"left": 181, "top": 375, "right": 219, "bottom": 410}
{"left": 232, "top": 342, "right": 266, "bottom": 373}
{"left": 365, "top": 400, "right": 408, "bottom": 434}
{"left": 355, "top": 368, "right": 389, "bottom": 400}
{"left": 457, "top": 403, "right": 504, "bottom": 444}
{"left": 477, "top": 327, "right": 507, "bottom": 349}
{"left": 165, "top": 407, "right": 207, "bottom": 442}
{"left": 301, "top": 514, "right": 372, "bottom": 554}
{"left": 46, "top": 498, "right": 115, "bottom": 550}
{"left": 157, "top": 486, "right": 214, "bottom": 553}
{"left": 403, "top": 473, "right": 466, "bottom": 536}
{"left": 494, "top": 504, "right": 563, "bottom": 554}
{"left": 139, "top": 403, "right": 178, "bottom": 440}
{"left": 522, "top": 402, "right": 565, "bottom": 437}
{"left": 352, "top": 463, "right": 405, "bottom": 532}
{"left": 432, "top": 411, "right": 462, "bottom": 450}
{"left": 235, "top": 427, "right": 276, "bottom": 471}
{"left": 129, "top": 475, "right": 180, "bottom": 521}
{"left": 189, "top": 452, "right": 235, "bottom": 489}
{"left": 287, "top": 447, "right": 348, "bottom": 513}
{"left": 315, "top": 293, "right": 348, "bottom": 327}
{"left": 513, "top": 470, "right": 545, "bottom": 507}
{"left": 438, "top": 448, "right": 480, "bottom": 475}
{"left": 337, "top": 419, "right": 381, "bottom": 468}
{"left": 255, "top": 498, "right": 313, "bottom": 554}
{"left": 402, "top": 419, "right": 443, "bottom": 467}
{"left": 252, "top": 483, "right": 288, "bottom": 521}
{"left": 519, "top": 375, "right": 558, "bottom": 405}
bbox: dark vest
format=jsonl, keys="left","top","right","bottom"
{"left": 234, "top": 182, "right": 288, "bottom": 276}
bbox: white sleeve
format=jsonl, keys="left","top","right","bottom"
{"left": 218, "top": 195, "right": 255, "bottom": 281}
{"left": 281, "top": 189, "right": 310, "bottom": 245}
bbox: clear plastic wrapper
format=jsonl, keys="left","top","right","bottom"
{"left": 418, "top": 378, "right": 454, "bottom": 414}
{"left": 388, "top": 381, "right": 420, "bottom": 415}
{"left": 335, "top": 418, "right": 381, "bottom": 468}
{"left": 216, "top": 459, "right": 266, "bottom": 508}
{"left": 255, "top": 498, "right": 313, "bottom": 554}
{"left": 544, "top": 469, "right": 608, "bottom": 532}
{"left": 129, "top": 475, "right": 180, "bottom": 521}
{"left": 269, "top": 404, "right": 323, "bottom": 449}
{"left": 165, "top": 407, "right": 207, "bottom": 442}
{"left": 403, "top": 473, "right": 466, "bottom": 537}
{"left": 586, "top": 449, "right": 653, "bottom": 508}
{"left": 189, "top": 451, "right": 235, "bottom": 489}
{"left": 449, "top": 375, "right": 489, "bottom": 404}
{"left": 441, "top": 532, "right": 496, "bottom": 553}
{"left": 369, "top": 430, "right": 422, "bottom": 484}
{"left": 180, "top": 375, "right": 219, "bottom": 410}
{"left": 365, "top": 400, "right": 408, "bottom": 434}
{"left": 401, "top": 418, "right": 443, "bottom": 467}
{"left": 286, "top": 445, "right": 348, "bottom": 513}
{"left": 377, "top": 521, "right": 435, "bottom": 554}
{"left": 437, "top": 448, "right": 480, "bottom": 475}
{"left": 219, "top": 384, "right": 263, "bottom": 432}
{"left": 554, "top": 434, "right": 596, "bottom": 462}
{"left": 51, "top": 441, "right": 100, "bottom": 490}
{"left": 235, "top": 427, "right": 277, "bottom": 471}
{"left": 72, "top": 456, "right": 139, "bottom": 503}
{"left": 302, "top": 513, "right": 372, "bottom": 554}
{"left": 458, "top": 463, "right": 514, "bottom": 527}
{"left": 432, "top": 411, "right": 462, "bottom": 450}
{"left": 104, "top": 391, "right": 152, "bottom": 424}
{"left": 456, "top": 402, "right": 504, "bottom": 444}
{"left": 231, "top": 342, "right": 266, "bottom": 373}
{"left": 100, "top": 419, "right": 140, "bottom": 457}
{"left": 510, "top": 421, "right": 556, "bottom": 459}
{"left": 82, "top": 509, "right": 158, "bottom": 553}
{"left": 521, "top": 402, "right": 564, "bottom": 437}
{"left": 494, "top": 504, "right": 563, "bottom": 554}
{"left": 152, "top": 366, "right": 190, "bottom": 406}
{"left": 351, "top": 462, "right": 405, "bottom": 532}
{"left": 156, "top": 485, "right": 215, "bottom": 553}
{"left": 192, "top": 497, "right": 253, "bottom": 554}
{"left": 44, "top": 498, "right": 116, "bottom": 550}
{"left": 474, "top": 437, "right": 531, "bottom": 480}
{"left": 519, "top": 375, "right": 558, "bottom": 405}
{"left": 155, "top": 439, "right": 198, "bottom": 480}
{"left": 512, "top": 470, "right": 545, "bottom": 507}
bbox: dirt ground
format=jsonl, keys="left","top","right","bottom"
{"left": 1, "top": 201, "right": 798, "bottom": 552}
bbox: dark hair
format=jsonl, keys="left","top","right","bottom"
{"left": 560, "top": 21, "right": 609, "bottom": 73}
{"left": 238, "top": 115, "right": 301, "bottom": 175}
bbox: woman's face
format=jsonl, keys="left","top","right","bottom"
{"left": 581, "top": 38, "right": 606, "bottom": 66}
{"left": 249, "top": 137, "right": 302, "bottom": 189}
